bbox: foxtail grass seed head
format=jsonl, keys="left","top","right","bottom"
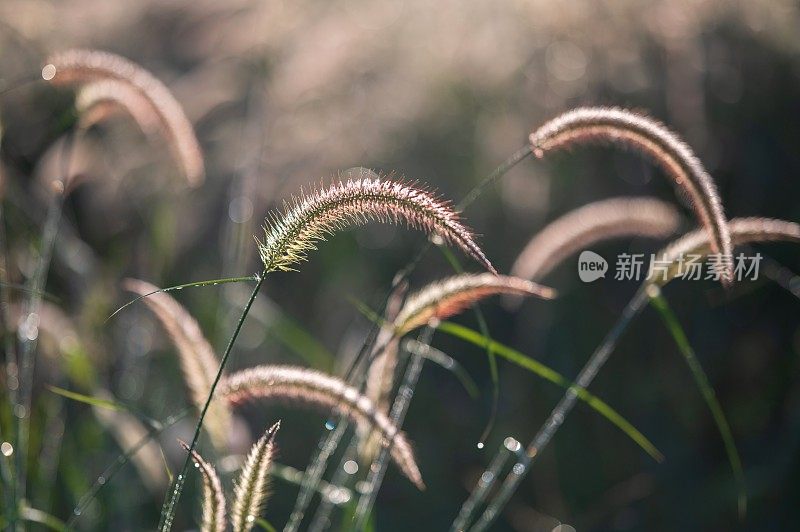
{"left": 649, "top": 217, "right": 800, "bottom": 285}
{"left": 394, "top": 273, "right": 555, "bottom": 336}
{"left": 512, "top": 197, "right": 680, "bottom": 282}
{"left": 75, "top": 79, "right": 162, "bottom": 135}
{"left": 178, "top": 440, "right": 226, "bottom": 532}
{"left": 530, "top": 107, "right": 733, "bottom": 284}
{"left": 218, "top": 365, "right": 425, "bottom": 489}
{"left": 231, "top": 421, "right": 280, "bottom": 532}
{"left": 124, "top": 279, "right": 232, "bottom": 450}
{"left": 44, "top": 48, "right": 204, "bottom": 185}
{"left": 257, "top": 176, "right": 495, "bottom": 274}
{"left": 362, "top": 280, "right": 407, "bottom": 462}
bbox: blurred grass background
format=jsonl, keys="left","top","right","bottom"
{"left": 1, "top": 0, "right": 800, "bottom": 530}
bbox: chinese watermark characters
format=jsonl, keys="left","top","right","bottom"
{"left": 578, "top": 251, "right": 762, "bottom": 283}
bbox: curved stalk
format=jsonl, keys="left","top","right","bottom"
{"left": 157, "top": 272, "right": 266, "bottom": 531}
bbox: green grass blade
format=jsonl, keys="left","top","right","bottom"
{"left": 18, "top": 506, "right": 66, "bottom": 531}
{"left": 403, "top": 339, "right": 480, "bottom": 399}
{"left": 437, "top": 245, "right": 499, "bottom": 446}
{"left": 46, "top": 385, "right": 162, "bottom": 429}
{"left": 648, "top": 287, "right": 746, "bottom": 518}
{"left": 437, "top": 320, "right": 663, "bottom": 462}
{"left": 255, "top": 518, "right": 278, "bottom": 532}
{"left": 67, "top": 408, "right": 192, "bottom": 528}
{"left": 269, "top": 311, "right": 335, "bottom": 372}
{"left": 106, "top": 274, "right": 259, "bottom": 322}
{"left": 46, "top": 386, "right": 121, "bottom": 412}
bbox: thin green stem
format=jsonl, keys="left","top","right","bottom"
{"left": 0, "top": 201, "right": 19, "bottom": 519}
{"left": 15, "top": 131, "right": 75, "bottom": 528}
{"left": 457, "top": 145, "right": 532, "bottom": 210}
{"left": 106, "top": 275, "right": 259, "bottom": 323}
{"left": 648, "top": 287, "right": 746, "bottom": 519}
{"left": 66, "top": 407, "right": 192, "bottom": 528}
{"left": 157, "top": 272, "right": 267, "bottom": 531}
{"left": 437, "top": 245, "right": 499, "bottom": 447}
{"left": 469, "top": 285, "right": 651, "bottom": 531}
{"left": 353, "top": 326, "right": 434, "bottom": 530}
{"left": 287, "top": 145, "right": 533, "bottom": 525}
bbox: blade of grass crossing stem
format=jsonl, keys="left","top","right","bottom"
{"left": 255, "top": 517, "right": 278, "bottom": 532}
{"left": 470, "top": 285, "right": 653, "bottom": 531}
{"left": 157, "top": 273, "right": 266, "bottom": 531}
{"left": 450, "top": 437, "right": 523, "bottom": 531}
{"left": 353, "top": 326, "right": 435, "bottom": 530}
{"left": 437, "top": 320, "right": 662, "bottom": 462}
{"left": 339, "top": 144, "right": 532, "bottom": 387}
{"left": 16, "top": 131, "right": 75, "bottom": 528}
{"left": 288, "top": 146, "right": 534, "bottom": 529}
{"left": 647, "top": 286, "right": 746, "bottom": 519}
{"left": 106, "top": 275, "right": 259, "bottom": 322}
{"left": 437, "top": 245, "right": 499, "bottom": 447}
{"left": 46, "top": 386, "right": 121, "bottom": 412}
{"left": 67, "top": 407, "right": 191, "bottom": 527}
{"left": 18, "top": 506, "right": 66, "bottom": 531}
{"left": 46, "top": 385, "right": 163, "bottom": 429}
{"left": 269, "top": 311, "right": 335, "bottom": 372}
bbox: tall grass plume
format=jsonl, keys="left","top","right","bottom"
{"left": 257, "top": 175, "right": 495, "bottom": 274}
{"left": 218, "top": 364, "right": 424, "bottom": 489}
{"left": 179, "top": 440, "right": 226, "bottom": 532}
{"left": 231, "top": 421, "right": 280, "bottom": 532}
{"left": 530, "top": 107, "right": 732, "bottom": 283}
{"left": 44, "top": 48, "right": 204, "bottom": 185}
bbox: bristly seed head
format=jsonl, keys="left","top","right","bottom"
{"left": 649, "top": 217, "right": 800, "bottom": 285}
{"left": 231, "top": 421, "right": 280, "bottom": 532}
{"left": 394, "top": 273, "right": 556, "bottom": 336}
{"left": 44, "top": 48, "right": 204, "bottom": 186}
{"left": 218, "top": 365, "right": 425, "bottom": 490}
{"left": 257, "top": 174, "right": 495, "bottom": 275}
{"left": 511, "top": 197, "right": 681, "bottom": 283}
{"left": 178, "top": 440, "right": 226, "bottom": 532}
{"left": 124, "top": 279, "right": 232, "bottom": 451}
{"left": 529, "top": 106, "right": 733, "bottom": 285}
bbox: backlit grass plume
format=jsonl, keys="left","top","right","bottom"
{"left": 231, "top": 422, "right": 280, "bottom": 532}
{"left": 124, "top": 279, "right": 232, "bottom": 450}
{"left": 43, "top": 48, "right": 204, "bottom": 185}
{"left": 393, "top": 273, "right": 555, "bottom": 336}
{"left": 530, "top": 107, "right": 733, "bottom": 283}
{"left": 362, "top": 281, "right": 407, "bottom": 462}
{"left": 218, "top": 365, "right": 425, "bottom": 489}
{"left": 179, "top": 440, "right": 226, "bottom": 532}
{"left": 649, "top": 217, "right": 800, "bottom": 284}
{"left": 512, "top": 197, "right": 680, "bottom": 282}
{"left": 257, "top": 175, "right": 495, "bottom": 274}
{"left": 75, "top": 79, "right": 161, "bottom": 136}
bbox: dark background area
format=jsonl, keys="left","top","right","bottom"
{"left": 1, "top": 1, "right": 800, "bottom": 530}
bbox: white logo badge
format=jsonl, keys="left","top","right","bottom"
{"left": 578, "top": 250, "right": 607, "bottom": 282}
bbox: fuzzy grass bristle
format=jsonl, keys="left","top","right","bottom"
{"left": 124, "top": 279, "right": 232, "bottom": 450}
{"left": 44, "top": 48, "right": 204, "bottom": 185}
{"left": 257, "top": 175, "right": 495, "bottom": 275}
{"left": 231, "top": 421, "right": 280, "bottom": 532}
{"left": 393, "top": 273, "right": 555, "bottom": 336}
{"left": 218, "top": 365, "right": 424, "bottom": 490}
{"left": 178, "top": 440, "right": 226, "bottom": 532}
{"left": 512, "top": 197, "right": 680, "bottom": 282}
{"left": 650, "top": 217, "right": 800, "bottom": 285}
{"left": 530, "top": 107, "right": 733, "bottom": 284}
{"left": 75, "top": 79, "right": 162, "bottom": 135}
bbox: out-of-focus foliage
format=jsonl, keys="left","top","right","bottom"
{"left": 1, "top": 1, "right": 800, "bottom": 530}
